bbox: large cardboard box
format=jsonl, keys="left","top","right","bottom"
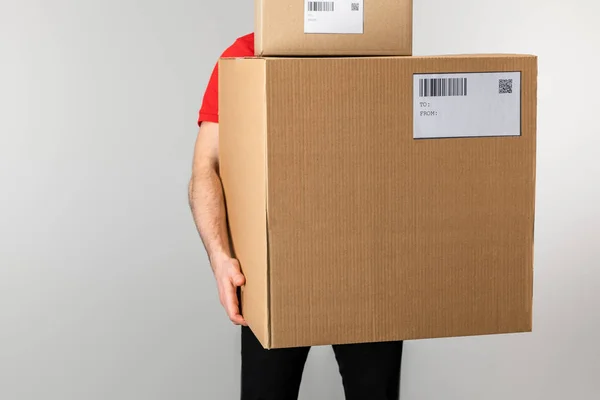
{"left": 219, "top": 55, "right": 537, "bottom": 349}
{"left": 254, "top": 0, "right": 412, "bottom": 56}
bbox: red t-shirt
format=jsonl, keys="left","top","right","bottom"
{"left": 198, "top": 33, "right": 254, "bottom": 125}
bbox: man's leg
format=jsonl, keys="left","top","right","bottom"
{"left": 332, "top": 340, "right": 403, "bottom": 400}
{"left": 240, "top": 326, "right": 311, "bottom": 400}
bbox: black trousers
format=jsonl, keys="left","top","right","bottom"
{"left": 241, "top": 326, "right": 403, "bottom": 400}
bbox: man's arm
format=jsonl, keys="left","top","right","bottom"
{"left": 188, "top": 121, "right": 230, "bottom": 265}
{"left": 188, "top": 121, "right": 246, "bottom": 325}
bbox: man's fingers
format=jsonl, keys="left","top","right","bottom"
{"left": 215, "top": 259, "right": 248, "bottom": 326}
{"left": 230, "top": 314, "right": 247, "bottom": 326}
{"left": 222, "top": 278, "right": 247, "bottom": 326}
{"left": 232, "top": 272, "right": 245, "bottom": 287}
{"left": 227, "top": 261, "right": 246, "bottom": 287}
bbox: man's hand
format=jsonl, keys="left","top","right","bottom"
{"left": 212, "top": 254, "right": 247, "bottom": 326}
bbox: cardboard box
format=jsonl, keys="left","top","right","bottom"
{"left": 254, "top": 0, "right": 412, "bottom": 56}
{"left": 218, "top": 54, "right": 537, "bottom": 349}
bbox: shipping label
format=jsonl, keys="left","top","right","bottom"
{"left": 413, "top": 72, "right": 522, "bottom": 139}
{"left": 304, "top": 0, "right": 364, "bottom": 34}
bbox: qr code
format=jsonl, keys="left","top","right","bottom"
{"left": 499, "top": 79, "right": 513, "bottom": 94}
{"left": 351, "top": 2, "right": 360, "bottom": 11}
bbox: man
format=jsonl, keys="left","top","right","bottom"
{"left": 189, "top": 32, "right": 404, "bottom": 400}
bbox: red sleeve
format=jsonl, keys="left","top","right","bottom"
{"left": 198, "top": 62, "right": 219, "bottom": 125}
{"left": 197, "top": 34, "right": 254, "bottom": 126}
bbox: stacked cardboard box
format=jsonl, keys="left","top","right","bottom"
{"left": 219, "top": 0, "right": 537, "bottom": 349}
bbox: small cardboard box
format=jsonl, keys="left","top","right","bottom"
{"left": 254, "top": 0, "right": 412, "bottom": 56}
{"left": 219, "top": 54, "right": 537, "bottom": 349}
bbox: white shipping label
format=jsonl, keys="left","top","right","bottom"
{"left": 304, "top": 0, "right": 364, "bottom": 34}
{"left": 413, "top": 72, "right": 522, "bottom": 139}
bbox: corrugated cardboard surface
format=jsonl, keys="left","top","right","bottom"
{"left": 218, "top": 59, "right": 270, "bottom": 343}
{"left": 255, "top": 0, "right": 412, "bottom": 56}
{"left": 219, "top": 55, "right": 537, "bottom": 349}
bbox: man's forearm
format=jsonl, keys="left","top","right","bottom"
{"left": 188, "top": 166, "right": 231, "bottom": 269}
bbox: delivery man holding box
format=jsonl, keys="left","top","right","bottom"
{"left": 188, "top": 33, "right": 404, "bottom": 400}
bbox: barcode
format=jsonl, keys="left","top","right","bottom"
{"left": 419, "top": 77, "right": 468, "bottom": 97}
{"left": 351, "top": 2, "right": 360, "bottom": 11}
{"left": 307, "top": 1, "right": 335, "bottom": 11}
{"left": 499, "top": 79, "right": 513, "bottom": 94}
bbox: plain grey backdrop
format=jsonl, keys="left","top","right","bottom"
{"left": 1, "top": 0, "right": 599, "bottom": 399}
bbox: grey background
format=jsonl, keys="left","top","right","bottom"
{"left": 1, "top": 0, "right": 599, "bottom": 399}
